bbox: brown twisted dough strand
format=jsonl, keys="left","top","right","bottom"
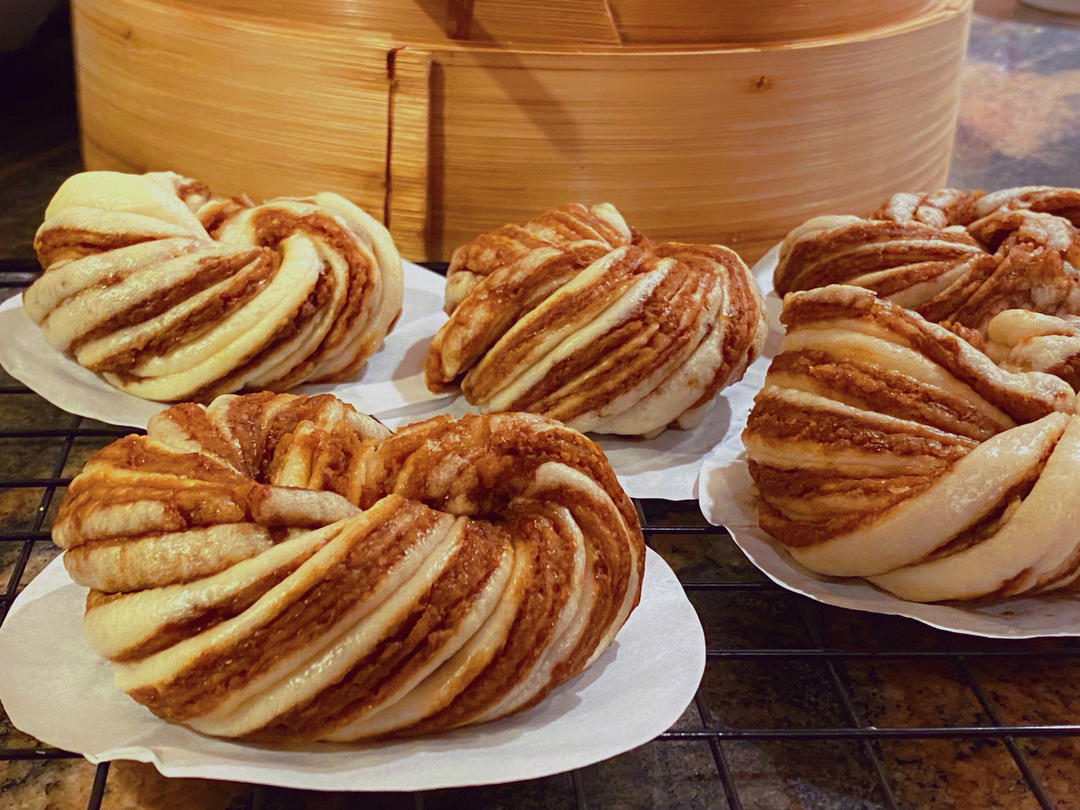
{"left": 773, "top": 214, "right": 994, "bottom": 319}
{"left": 24, "top": 171, "right": 403, "bottom": 401}
{"left": 52, "top": 392, "right": 644, "bottom": 742}
{"left": 440, "top": 202, "right": 641, "bottom": 315}
{"left": 774, "top": 186, "right": 1080, "bottom": 334}
{"left": 872, "top": 188, "right": 985, "bottom": 229}
{"left": 426, "top": 204, "right": 767, "bottom": 437}
{"left": 742, "top": 285, "right": 1080, "bottom": 602}
{"left": 985, "top": 310, "right": 1080, "bottom": 389}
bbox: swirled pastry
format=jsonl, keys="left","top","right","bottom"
{"left": 742, "top": 285, "right": 1079, "bottom": 603}
{"left": 52, "top": 392, "right": 643, "bottom": 742}
{"left": 426, "top": 204, "right": 767, "bottom": 437}
{"left": 872, "top": 188, "right": 984, "bottom": 229}
{"left": 773, "top": 186, "right": 1080, "bottom": 392}
{"left": 24, "top": 171, "right": 403, "bottom": 401}
{"left": 985, "top": 309, "right": 1080, "bottom": 388}
{"left": 775, "top": 186, "right": 1080, "bottom": 331}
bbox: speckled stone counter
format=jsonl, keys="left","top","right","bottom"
{"left": 2, "top": 2, "right": 1080, "bottom": 808}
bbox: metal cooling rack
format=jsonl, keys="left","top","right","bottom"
{"left": 3, "top": 259, "right": 1080, "bottom": 809}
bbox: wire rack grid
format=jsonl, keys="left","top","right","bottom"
{"left": 2, "top": 259, "right": 1080, "bottom": 810}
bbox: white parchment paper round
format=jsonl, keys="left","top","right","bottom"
{"left": 0, "top": 548, "right": 703, "bottom": 790}
{"left": 699, "top": 245, "right": 1080, "bottom": 639}
{"left": 0, "top": 260, "right": 767, "bottom": 499}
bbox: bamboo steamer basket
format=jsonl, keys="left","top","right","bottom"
{"left": 73, "top": 0, "right": 972, "bottom": 262}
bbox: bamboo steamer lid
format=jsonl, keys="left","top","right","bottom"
{"left": 73, "top": 0, "right": 972, "bottom": 261}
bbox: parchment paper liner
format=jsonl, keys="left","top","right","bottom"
{"left": 0, "top": 548, "right": 704, "bottom": 790}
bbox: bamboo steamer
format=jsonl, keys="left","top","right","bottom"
{"left": 73, "top": 0, "right": 972, "bottom": 262}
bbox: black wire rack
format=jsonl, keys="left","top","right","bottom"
{"left": 3, "top": 259, "right": 1080, "bottom": 810}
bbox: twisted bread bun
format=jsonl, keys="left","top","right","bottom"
{"left": 25, "top": 171, "right": 403, "bottom": 401}
{"left": 426, "top": 203, "right": 767, "bottom": 437}
{"left": 774, "top": 186, "right": 1080, "bottom": 338}
{"left": 52, "top": 392, "right": 644, "bottom": 742}
{"left": 742, "top": 285, "right": 1080, "bottom": 603}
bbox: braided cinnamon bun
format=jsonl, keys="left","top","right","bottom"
{"left": 426, "top": 204, "right": 767, "bottom": 437}
{"left": 742, "top": 285, "right": 1079, "bottom": 603}
{"left": 53, "top": 392, "right": 643, "bottom": 742}
{"left": 24, "top": 171, "right": 403, "bottom": 401}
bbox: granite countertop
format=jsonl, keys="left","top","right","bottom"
{"left": 2, "top": 2, "right": 1080, "bottom": 808}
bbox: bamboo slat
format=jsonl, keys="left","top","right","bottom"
{"left": 74, "top": 0, "right": 972, "bottom": 262}
{"left": 165, "top": 0, "right": 624, "bottom": 45}
{"left": 605, "top": 0, "right": 938, "bottom": 44}
{"left": 155, "top": 0, "right": 938, "bottom": 45}
{"left": 74, "top": 0, "right": 393, "bottom": 219}
{"left": 387, "top": 49, "right": 433, "bottom": 253}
